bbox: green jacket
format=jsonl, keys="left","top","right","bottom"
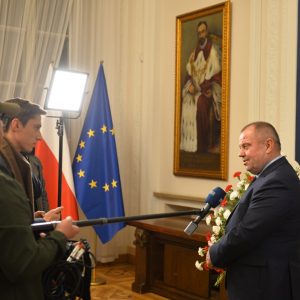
{"left": 0, "top": 171, "right": 67, "bottom": 300}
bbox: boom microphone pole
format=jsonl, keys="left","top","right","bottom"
{"left": 31, "top": 187, "right": 226, "bottom": 234}
{"left": 31, "top": 209, "right": 202, "bottom": 232}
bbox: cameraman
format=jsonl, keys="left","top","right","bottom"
{"left": 0, "top": 98, "right": 62, "bottom": 221}
{"left": 0, "top": 101, "right": 79, "bottom": 299}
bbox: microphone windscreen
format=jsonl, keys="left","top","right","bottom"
{"left": 205, "top": 187, "right": 226, "bottom": 208}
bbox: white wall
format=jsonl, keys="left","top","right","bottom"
{"left": 68, "top": 0, "right": 299, "bottom": 258}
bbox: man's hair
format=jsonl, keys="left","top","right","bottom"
{"left": 3, "top": 98, "right": 46, "bottom": 131}
{"left": 197, "top": 21, "right": 208, "bottom": 31}
{"left": 241, "top": 121, "right": 281, "bottom": 150}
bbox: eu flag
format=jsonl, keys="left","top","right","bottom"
{"left": 72, "top": 64, "right": 125, "bottom": 243}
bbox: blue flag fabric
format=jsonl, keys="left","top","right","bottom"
{"left": 72, "top": 64, "right": 125, "bottom": 243}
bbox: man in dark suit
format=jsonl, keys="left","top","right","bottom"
{"left": 207, "top": 121, "right": 300, "bottom": 300}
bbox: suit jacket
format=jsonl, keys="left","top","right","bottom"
{"left": 210, "top": 157, "right": 300, "bottom": 300}
{"left": 27, "top": 154, "right": 49, "bottom": 211}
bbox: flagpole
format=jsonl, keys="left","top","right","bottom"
{"left": 90, "top": 232, "right": 106, "bottom": 286}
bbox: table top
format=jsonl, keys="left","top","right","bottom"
{"left": 128, "top": 217, "right": 210, "bottom": 243}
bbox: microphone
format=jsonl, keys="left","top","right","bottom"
{"left": 184, "top": 187, "right": 226, "bottom": 236}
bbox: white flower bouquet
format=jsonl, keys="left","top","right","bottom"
{"left": 195, "top": 171, "right": 255, "bottom": 286}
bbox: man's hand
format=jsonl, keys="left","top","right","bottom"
{"left": 43, "top": 206, "right": 64, "bottom": 221}
{"left": 55, "top": 216, "right": 79, "bottom": 239}
{"left": 188, "top": 83, "right": 195, "bottom": 94}
{"left": 203, "top": 88, "right": 212, "bottom": 98}
{"left": 34, "top": 210, "right": 46, "bottom": 218}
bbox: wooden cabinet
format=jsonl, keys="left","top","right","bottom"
{"left": 129, "top": 217, "right": 228, "bottom": 300}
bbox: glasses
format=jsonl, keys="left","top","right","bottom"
{"left": 0, "top": 113, "right": 10, "bottom": 128}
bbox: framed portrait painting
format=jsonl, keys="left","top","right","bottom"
{"left": 173, "top": 2, "right": 231, "bottom": 180}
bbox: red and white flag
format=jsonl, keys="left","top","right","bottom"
{"left": 35, "top": 116, "right": 79, "bottom": 220}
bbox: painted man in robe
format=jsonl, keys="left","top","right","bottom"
{"left": 180, "top": 21, "right": 222, "bottom": 153}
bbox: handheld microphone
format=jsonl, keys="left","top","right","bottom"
{"left": 184, "top": 187, "right": 226, "bottom": 236}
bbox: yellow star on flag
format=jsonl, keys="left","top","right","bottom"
{"left": 101, "top": 125, "right": 107, "bottom": 134}
{"left": 87, "top": 129, "right": 95, "bottom": 138}
{"left": 111, "top": 179, "right": 118, "bottom": 188}
{"left": 110, "top": 128, "right": 115, "bottom": 135}
{"left": 79, "top": 140, "right": 85, "bottom": 148}
{"left": 89, "top": 180, "right": 97, "bottom": 189}
{"left": 102, "top": 183, "right": 110, "bottom": 192}
{"left": 76, "top": 154, "right": 83, "bottom": 162}
{"left": 77, "top": 169, "right": 85, "bottom": 178}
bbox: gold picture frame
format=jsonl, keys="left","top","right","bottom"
{"left": 174, "top": 2, "right": 231, "bottom": 180}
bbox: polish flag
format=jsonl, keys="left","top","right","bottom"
{"left": 35, "top": 116, "right": 79, "bottom": 220}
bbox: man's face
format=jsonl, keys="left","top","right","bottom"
{"left": 13, "top": 115, "right": 42, "bottom": 153}
{"left": 198, "top": 23, "right": 208, "bottom": 45}
{"left": 238, "top": 126, "right": 269, "bottom": 175}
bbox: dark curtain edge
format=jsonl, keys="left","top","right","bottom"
{"left": 296, "top": 0, "right": 300, "bottom": 163}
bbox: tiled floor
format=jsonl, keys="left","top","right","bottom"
{"left": 90, "top": 262, "right": 168, "bottom": 299}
